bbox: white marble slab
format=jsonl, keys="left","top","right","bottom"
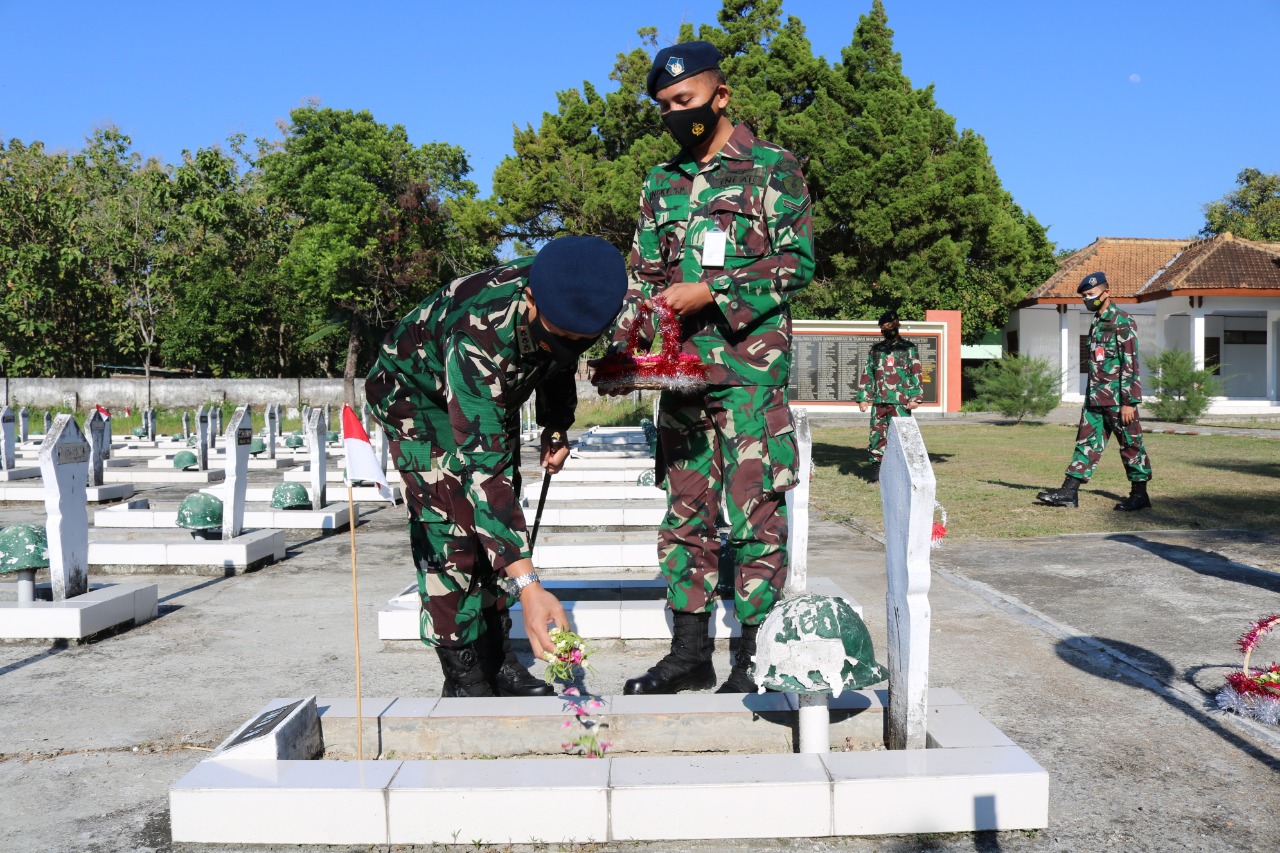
{"left": 87, "top": 529, "right": 286, "bottom": 569}
{"left": 0, "top": 582, "right": 157, "bottom": 639}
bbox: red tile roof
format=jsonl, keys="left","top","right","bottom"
{"left": 1136, "top": 232, "right": 1280, "bottom": 297}
{"left": 1024, "top": 237, "right": 1189, "bottom": 303}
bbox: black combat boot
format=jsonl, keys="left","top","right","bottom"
{"left": 715, "top": 623, "right": 760, "bottom": 694}
{"left": 623, "top": 611, "right": 715, "bottom": 695}
{"left": 1114, "top": 480, "right": 1152, "bottom": 512}
{"left": 482, "top": 610, "right": 555, "bottom": 697}
{"left": 435, "top": 643, "right": 495, "bottom": 697}
{"left": 1036, "top": 476, "right": 1081, "bottom": 508}
{"left": 868, "top": 462, "right": 880, "bottom": 483}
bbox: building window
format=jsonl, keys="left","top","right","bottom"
{"left": 1006, "top": 331, "right": 1019, "bottom": 356}
{"left": 1204, "top": 337, "right": 1221, "bottom": 376}
{"left": 1223, "top": 330, "right": 1266, "bottom": 345}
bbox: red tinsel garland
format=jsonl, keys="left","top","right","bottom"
{"left": 591, "top": 298, "right": 708, "bottom": 392}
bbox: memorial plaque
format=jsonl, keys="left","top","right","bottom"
{"left": 223, "top": 700, "right": 304, "bottom": 750}
{"left": 57, "top": 443, "right": 88, "bottom": 465}
{"left": 1, "top": 413, "right": 13, "bottom": 423}
{"left": 788, "top": 332, "right": 940, "bottom": 405}
{"left": 236, "top": 428, "right": 252, "bottom": 446}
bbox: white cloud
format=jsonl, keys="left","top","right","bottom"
{"left": 1129, "top": 73, "right": 1142, "bottom": 84}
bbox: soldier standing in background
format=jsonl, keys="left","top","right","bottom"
{"left": 607, "top": 41, "right": 815, "bottom": 695}
{"left": 366, "top": 236, "right": 627, "bottom": 697}
{"left": 856, "top": 309, "right": 923, "bottom": 482}
{"left": 1037, "top": 271, "right": 1152, "bottom": 511}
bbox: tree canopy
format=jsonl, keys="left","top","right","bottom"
{"left": 1201, "top": 167, "right": 1280, "bottom": 241}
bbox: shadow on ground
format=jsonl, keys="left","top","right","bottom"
{"left": 1109, "top": 533, "right": 1280, "bottom": 593}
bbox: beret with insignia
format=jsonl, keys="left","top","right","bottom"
{"left": 1077, "top": 271, "right": 1109, "bottom": 294}
{"left": 878, "top": 309, "right": 899, "bottom": 326}
{"left": 648, "top": 41, "right": 721, "bottom": 98}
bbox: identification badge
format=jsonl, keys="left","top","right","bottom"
{"left": 1094, "top": 346, "right": 1105, "bottom": 363}
{"left": 702, "top": 228, "right": 727, "bottom": 268}
{"left": 885, "top": 356, "right": 895, "bottom": 369}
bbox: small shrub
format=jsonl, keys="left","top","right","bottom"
{"left": 965, "top": 355, "right": 1061, "bottom": 423}
{"left": 1147, "top": 349, "right": 1220, "bottom": 423}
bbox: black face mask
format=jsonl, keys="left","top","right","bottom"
{"left": 662, "top": 94, "right": 721, "bottom": 150}
{"left": 529, "top": 318, "right": 598, "bottom": 368}
{"left": 881, "top": 325, "right": 900, "bottom": 340}
{"left": 1082, "top": 295, "right": 1106, "bottom": 313}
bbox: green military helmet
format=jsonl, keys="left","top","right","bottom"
{"left": 173, "top": 450, "right": 198, "bottom": 471}
{"left": 176, "top": 493, "right": 223, "bottom": 531}
{"left": 326, "top": 431, "right": 339, "bottom": 444}
{"left": 284, "top": 434, "right": 305, "bottom": 449}
{"left": 132, "top": 426, "right": 148, "bottom": 437}
{"left": 270, "top": 481, "right": 311, "bottom": 510}
{"left": 170, "top": 433, "right": 184, "bottom": 442}
{"left": 187, "top": 435, "right": 199, "bottom": 447}
{"left": 249, "top": 438, "right": 266, "bottom": 456}
{"left": 0, "top": 524, "right": 50, "bottom": 574}
{"left": 636, "top": 469, "right": 656, "bottom": 487}
{"left": 753, "top": 593, "right": 887, "bottom": 698}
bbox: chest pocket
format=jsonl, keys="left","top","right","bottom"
{"left": 653, "top": 198, "right": 689, "bottom": 263}
{"left": 706, "top": 191, "right": 770, "bottom": 259}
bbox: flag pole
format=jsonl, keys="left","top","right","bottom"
{"left": 347, "top": 483, "right": 364, "bottom": 761}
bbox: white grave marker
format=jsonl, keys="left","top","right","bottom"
{"left": 19, "top": 406, "right": 30, "bottom": 443}
{"left": 87, "top": 409, "right": 107, "bottom": 487}
{"left": 38, "top": 415, "right": 90, "bottom": 600}
{"left": 222, "top": 406, "right": 253, "bottom": 539}
{"left": 146, "top": 407, "right": 157, "bottom": 441}
{"left": 266, "top": 404, "right": 278, "bottom": 460}
{"left": 209, "top": 407, "right": 219, "bottom": 450}
{"left": 784, "top": 406, "right": 812, "bottom": 594}
{"left": 182, "top": 411, "right": 191, "bottom": 440}
{"left": 880, "top": 417, "right": 934, "bottom": 750}
{"left": 196, "top": 406, "right": 210, "bottom": 470}
{"left": 0, "top": 406, "right": 15, "bottom": 470}
{"left": 101, "top": 409, "right": 112, "bottom": 459}
{"left": 43, "top": 411, "right": 53, "bottom": 436}
{"left": 306, "top": 408, "right": 326, "bottom": 510}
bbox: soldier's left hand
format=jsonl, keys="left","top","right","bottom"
{"left": 540, "top": 428, "right": 570, "bottom": 474}
{"left": 520, "top": 584, "right": 569, "bottom": 660}
{"left": 907, "top": 401, "right": 919, "bottom": 410}
{"left": 663, "top": 281, "right": 714, "bottom": 316}
{"left": 1120, "top": 405, "right": 1137, "bottom": 426}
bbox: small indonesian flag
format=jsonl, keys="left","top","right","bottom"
{"left": 124, "top": 406, "right": 131, "bottom": 417}
{"left": 95, "top": 404, "right": 111, "bottom": 419}
{"left": 341, "top": 404, "right": 393, "bottom": 502}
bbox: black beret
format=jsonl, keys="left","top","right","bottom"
{"left": 1077, "top": 271, "right": 1109, "bottom": 294}
{"left": 529, "top": 236, "right": 627, "bottom": 336}
{"left": 878, "top": 309, "right": 899, "bottom": 325}
{"left": 647, "top": 41, "right": 722, "bottom": 98}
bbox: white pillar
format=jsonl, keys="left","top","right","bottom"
{"left": 375, "top": 424, "right": 388, "bottom": 473}
{"left": 101, "top": 411, "right": 112, "bottom": 459}
{"left": 1266, "top": 310, "right": 1279, "bottom": 401}
{"left": 266, "top": 404, "right": 278, "bottom": 460}
{"left": 182, "top": 411, "right": 191, "bottom": 440}
{"left": 43, "top": 412, "right": 53, "bottom": 436}
{"left": 307, "top": 407, "right": 327, "bottom": 510}
{"left": 880, "top": 417, "right": 934, "bottom": 750}
{"left": 784, "top": 407, "right": 812, "bottom": 595}
{"left": 196, "top": 406, "right": 209, "bottom": 470}
{"left": 18, "top": 407, "right": 29, "bottom": 443}
{"left": 37, "top": 415, "right": 90, "bottom": 601}
{"left": 797, "top": 693, "right": 830, "bottom": 753}
{"left": 1191, "top": 308, "right": 1206, "bottom": 370}
{"left": 222, "top": 406, "right": 253, "bottom": 539}
{"left": 0, "top": 406, "right": 15, "bottom": 470}
{"left": 1059, "top": 308, "right": 1072, "bottom": 397}
{"left": 86, "top": 410, "right": 107, "bottom": 488}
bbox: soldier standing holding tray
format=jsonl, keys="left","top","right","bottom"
{"left": 1037, "top": 271, "right": 1153, "bottom": 511}
{"left": 367, "top": 236, "right": 627, "bottom": 697}
{"left": 855, "top": 309, "right": 924, "bottom": 482}
{"left": 605, "top": 41, "right": 815, "bottom": 695}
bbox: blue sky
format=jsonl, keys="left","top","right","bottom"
{"left": 2, "top": 0, "right": 1276, "bottom": 253}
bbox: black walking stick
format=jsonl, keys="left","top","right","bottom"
{"left": 529, "top": 430, "right": 566, "bottom": 549}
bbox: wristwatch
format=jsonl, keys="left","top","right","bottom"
{"left": 501, "top": 571, "right": 541, "bottom": 598}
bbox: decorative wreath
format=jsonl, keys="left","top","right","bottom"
{"left": 1216, "top": 613, "right": 1280, "bottom": 725}
{"left": 590, "top": 299, "right": 708, "bottom": 393}
{"left": 930, "top": 500, "right": 948, "bottom": 549}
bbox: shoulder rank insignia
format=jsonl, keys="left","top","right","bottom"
{"left": 516, "top": 324, "right": 536, "bottom": 356}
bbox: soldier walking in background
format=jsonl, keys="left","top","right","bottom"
{"left": 856, "top": 309, "right": 923, "bottom": 482}
{"left": 366, "top": 236, "right": 628, "bottom": 697}
{"left": 1037, "top": 271, "right": 1152, "bottom": 511}
{"left": 606, "top": 41, "right": 814, "bottom": 695}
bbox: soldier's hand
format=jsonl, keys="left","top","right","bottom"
{"left": 858, "top": 402, "right": 869, "bottom": 413}
{"left": 520, "top": 584, "right": 568, "bottom": 661}
{"left": 906, "top": 401, "right": 919, "bottom": 410}
{"left": 664, "top": 281, "right": 713, "bottom": 316}
{"left": 540, "top": 428, "right": 570, "bottom": 474}
{"left": 1120, "top": 405, "right": 1137, "bottom": 426}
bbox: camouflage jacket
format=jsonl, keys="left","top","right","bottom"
{"left": 365, "top": 258, "right": 576, "bottom": 571}
{"left": 855, "top": 337, "right": 924, "bottom": 406}
{"left": 612, "top": 122, "right": 815, "bottom": 386}
{"left": 1085, "top": 302, "right": 1142, "bottom": 408}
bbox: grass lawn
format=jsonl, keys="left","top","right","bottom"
{"left": 810, "top": 422, "right": 1280, "bottom": 540}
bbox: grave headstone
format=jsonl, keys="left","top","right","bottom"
{"left": 101, "top": 409, "right": 112, "bottom": 459}
{"left": 323, "top": 403, "right": 332, "bottom": 431}
{"left": 19, "top": 406, "right": 30, "bottom": 443}
{"left": 0, "top": 406, "right": 15, "bottom": 470}
{"left": 146, "top": 407, "right": 157, "bottom": 441}
{"left": 209, "top": 407, "right": 220, "bottom": 450}
{"left": 880, "top": 417, "right": 934, "bottom": 751}
{"left": 374, "top": 423, "right": 388, "bottom": 473}
{"left": 182, "top": 411, "right": 191, "bottom": 440}
{"left": 43, "top": 411, "right": 53, "bottom": 436}
{"left": 196, "top": 406, "right": 210, "bottom": 471}
{"left": 222, "top": 406, "right": 253, "bottom": 539}
{"left": 37, "top": 415, "right": 90, "bottom": 600}
{"left": 360, "top": 402, "right": 369, "bottom": 433}
{"left": 306, "top": 407, "right": 326, "bottom": 510}
{"left": 301, "top": 405, "right": 312, "bottom": 450}
{"left": 266, "top": 404, "right": 278, "bottom": 460}
{"left": 87, "top": 409, "right": 107, "bottom": 487}
{"left": 784, "top": 406, "right": 812, "bottom": 594}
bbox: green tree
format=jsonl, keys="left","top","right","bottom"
{"left": 259, "top": 105, "right": 486, "bottom": 400}
{"left": 1147, "top": 349, "right": 1220, "bottom": 423}
{"left": 965, "top": 355, "right": 1061, "bottom": 423}
{"left": 1201, "top": 167, "right": 1280, "bottom": 241}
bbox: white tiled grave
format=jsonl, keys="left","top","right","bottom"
{"left": 87, "top": 528, "right": 286, "bottom": 574}
{"left": 143, "top": 452, "right": 297, "bottom": 471}
{"left": 201, "top": 483, "right": 403, "bottom": 505}
{"left": 282, "top": 465, "right": 403, "bottom": 485}
{"left": 523, "top": 500, "right": 664, "bottom": 528}
{"left": 0, "top": 466, "right": 41, "bottom": 481}
{"left": 170, "top": 687, "right": 1048, "bottom": 845}
{"left": 0, "top": 580, "right": 157, "bottom": 640}
{"left": 102, "top": 467, "right": 226, "bottom": 484}
{"left": 378, "top": 576, "right": 858, "bottom": 641}
{"left": 0, "top": 483, "right": 135, "bottom": 503}
{"left": 95, "top": 498, "right": 352, "bottom": 533}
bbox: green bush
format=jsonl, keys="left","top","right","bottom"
{"left": 1147, "top": 349, "right": 1220, "bottom": 423}
{"left": 965, "top": 355, "right": 1061, "bottom": 423}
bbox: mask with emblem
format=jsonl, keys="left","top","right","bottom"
{"left": 663, "top": 95, "right": 721, "bottom": 150}
{"left": 1083, "top": 295, "right": 1106, "bottom": 313}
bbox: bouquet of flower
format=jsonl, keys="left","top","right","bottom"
{"left": 543, "top": 627, "right": 592, "bottom": 685}
{"left": 1216, "top": 613, "right": 1280, "bottom": 725}
{"left": 589, "top": 298, "right": 707, "bottom": 393}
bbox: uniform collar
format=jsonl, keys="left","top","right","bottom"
{"left": 666, "top": 122, "right": 758, "bottom": 176}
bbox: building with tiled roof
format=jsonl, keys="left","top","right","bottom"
{"left": 1004, "top": 234, "right": 1280, "bottom": 413}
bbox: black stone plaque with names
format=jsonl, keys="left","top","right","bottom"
{"left": 56, "top": 443, "right": 88, "bottom": 465}
{"left": 223, "top": 699, "right": 304, "bottom": 751}
{"left": 788, "top": 332, "right": 940, "bottom": 405}
{"left": 1, "top": 414, "right": 13, "bottom": 423}
{"left": 236, "top": 428, "right": 252, "bottom": 446}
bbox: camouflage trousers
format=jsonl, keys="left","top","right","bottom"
{"left": 398, "top": 446, "right": 519, "bottom": 648}
{"left": 867, "top": 404, "right": 913, "bottom": 461}
{"left": 1066, "top": 406, "right": 1152, "bottom": 483}
{"left": 656, "top": 384, "right": 798, "bottom": 626}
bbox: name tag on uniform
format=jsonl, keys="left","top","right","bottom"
{"left": 702, "top": 228, "right": 726, "bottom": 268}
{"left": 1094, "top": 346, "right": 1105, "bottom": 362}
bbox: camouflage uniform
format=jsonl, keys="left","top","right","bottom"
{"left": 614, "top": 122, "right": 815, "bottom": 626}
{"left": 1066, "top": 302, "right": 1152, "bottom": 483}
{"left": 855, "top": 337, "right": 924, "bottom": 461}
{"left": 366, "top": 258, "right": 575, "bottom": 647}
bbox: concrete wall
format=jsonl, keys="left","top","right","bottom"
{"left": 1, "top": 378, "right": 369, "bottom": 411}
